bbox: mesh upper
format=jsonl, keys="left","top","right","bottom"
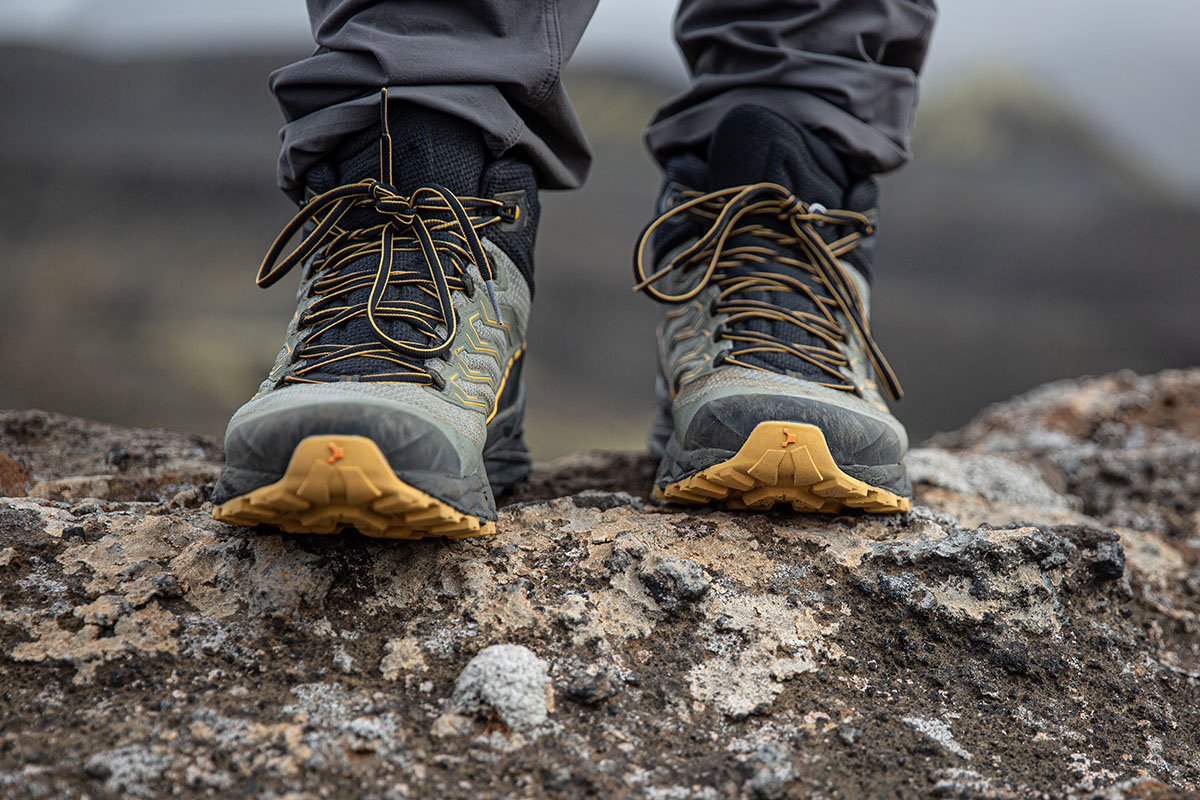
{"left": 654, "top": 105, "right": 879, "bottom": 384}
{"left": 236, "top": 240, "right": 533, "bottom": 466}
{"left": 286, "top": 102, "right": 536, "bottom": 382}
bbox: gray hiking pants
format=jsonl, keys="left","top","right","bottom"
{"left": 271, "top": 0, "right": 937, "bottom": 199}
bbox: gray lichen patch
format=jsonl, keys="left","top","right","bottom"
{"left": 905, "top": 448, "right": 1075, "bottom": 511}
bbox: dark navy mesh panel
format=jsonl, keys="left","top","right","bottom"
{"left": 290, "top": 101, "right": 535, "bottom": 380}
{"left": 654, "top": 105, "right": 880, "bottom": 382}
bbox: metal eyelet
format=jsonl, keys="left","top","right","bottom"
{"left": 493, "top": 190, "right": 528, "bottom": 233}
{"left": 808, "top": 202, "right": 827, "bottom": 227}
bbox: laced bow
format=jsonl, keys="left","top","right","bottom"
{"left": 255, "top": 178, "right": 512, "bottom": 386}
{"left": 633, "top": 182, "right": 902, "bottom": 401}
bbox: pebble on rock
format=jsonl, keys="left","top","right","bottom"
{"left": 635, "top": 553, "right": 711, "bottom": 611}
{"left": 450, "top": 644, "right": 550, "bottom": 732}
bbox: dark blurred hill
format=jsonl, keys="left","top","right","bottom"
{"left": 876, "top": 71, "right": 1200, "bottom": 437}
{"left": 1, "top": 45, "right": 1197, "bottom": 456}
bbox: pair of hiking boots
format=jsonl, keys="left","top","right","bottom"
{"left": 211, "top": 95, "right": 911, "bottom": 539}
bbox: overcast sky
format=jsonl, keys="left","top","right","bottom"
{"left": 2, "top": 0, "right": 1198, "bottom": 193}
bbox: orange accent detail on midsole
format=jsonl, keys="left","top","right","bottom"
{"left": 213, "top": 435, "right": 494, "bottom": 539}
{"left": 658, "top": 421, "right": 910, "bottom": 514}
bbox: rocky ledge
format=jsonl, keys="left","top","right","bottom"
{"left": 2, "top": 369, "right": 1199, "bottom": 799}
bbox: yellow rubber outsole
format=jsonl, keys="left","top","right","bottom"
{"left": 656, "top": 421, "right": 911, "bottom": 514}
{"left": 212, "top": 435, "right": 495, "bottom": 539}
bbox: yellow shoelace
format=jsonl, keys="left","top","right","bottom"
{"left": 633, "top": 181, "right": 902, "bottom": 401}
{"left": 254, "top": 87, "right": 517, "bottom": 388}
{"left": 255, "top": 179, "right": 512, "bottom": 386}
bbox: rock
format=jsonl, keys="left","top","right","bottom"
{"left": 837, "top": 725, "right": 863, "bottom": 745}
{"left": 563, "top": 668, "right": 619, "bottom": 705}
{"left": 379, "top": 636, "right": 427, "bottom": 681}
{"left": 741, "top": 742, "right": 795, "bottom": 800}
{"left": 903, "top": 714, "right": 973, "bottom": 760}
{"left": 905, "top": 448, "right": 1074, "bottom": 511}
{"left": 1074, "top": 778, "right": 1197, "bottom": 800}
{"left": 634, "top": 553, "right": 710, "bottom": 611}
{"left": 0, "top": 453, "right": 31, "bottom": 496}
{"left": 570, "top": 489, "right": 644, "bottom": 511}
{"left": 931, "top": 369, "right": 1200, "bottom": 538}
{"left": 450, "top": 644, "right": 551, "bottom": 732}
{"left": 82, "top": 745, "right": 170, "bottom": 799}
{"left": 430, "top": 713, "right": 474, "bottom": 739}
{"left": 1, "top": 370, "right": 1200, "bottom": 798}
{"left": 1090, "top": 539, "right": 1126, "bottom": 580}
{"left": 604, "top": 532, "right": 649, "bottom": 573}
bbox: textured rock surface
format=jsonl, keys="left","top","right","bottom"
{"left": 2, "top": 369, "right": 1199, "bottom": 798}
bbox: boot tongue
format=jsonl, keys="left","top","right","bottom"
{"left": 313, "top": 103, "right": 488, "bottom": 198}
{"left": 705, "top": 105, "right": 848, "bottom": 208}
{"left": 294, "top": 104, "right": 489, "bottom": 383}
{"left": 702, "top": 105, "right": 853, "bottom": 383}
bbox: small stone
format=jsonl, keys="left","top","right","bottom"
{"left": 451, "top": 644, "right": 550, "bottom": 732}
{"left": 564, "top": 670, "right": 618, "bottom": 705}
{"left": 1089, "top": 540, "right": 1126, "bottom": 580}
{"left": 168, "top": 488, "right": 205, "bottom": 509}
{"left": 557, "top": 594, "right": 590, "bottom": 626}
{"left": 636, "top": 554, "right": 710, "bottom": 611}
{"left": 838, "top": 725, "right": 863, "bottom": 745}
{"left": 380, "top": 636, "right": 427, "bottom": 681}
{"left": 605, "top": 534, "right": 648, "bottom": 573}
{"left": 431, "top": 713, "right": 474, "bottom": 739}
{"left": 742, "top": 742, "right": 794, "bottom": 800}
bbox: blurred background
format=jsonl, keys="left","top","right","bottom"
{"left": 1, "top": 1, "right": 1198, "bottom": 458}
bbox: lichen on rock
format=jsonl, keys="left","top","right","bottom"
{"left": 1, "top": 370, "right": 1199, "bottom": 798}
{"left": 450, "top": 644, "right": 552, "bottom": 733}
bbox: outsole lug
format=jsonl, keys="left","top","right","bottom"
{"left": 213, "top": 435, "right": 494, "bottom": 539}
{"left": 394, "top": 505, "right": 454, "bottom": 527}
{"left": 661, "top": 422, "right": 910, "bottom": 514}
{"left": 710, "top": 467, "right": 756, "bottom": 491}
{"left": 788, "top": 447, "right": 823, "bottom": 485}
{"left": 747, "top": 450, "right": 784, "bottom": 484}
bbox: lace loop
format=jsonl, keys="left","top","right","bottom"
{"left": 633, "top": 181, "right": 902, "bottom": 401}
{"left": 255, "top": 178, "right": 508, "bottom": 385}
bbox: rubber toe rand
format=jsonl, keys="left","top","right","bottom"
{"left": 657, "top": 421, "right": 910, "bottom": 513}
{"left": 212, "top": 435, "right": 494, "bottom": 539}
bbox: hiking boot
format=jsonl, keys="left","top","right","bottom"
{"left": 635, "top": 104, "right": 911, "bottom": 514}
{"left": 212, "top": 91, "right": 536, "bottom": 538}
